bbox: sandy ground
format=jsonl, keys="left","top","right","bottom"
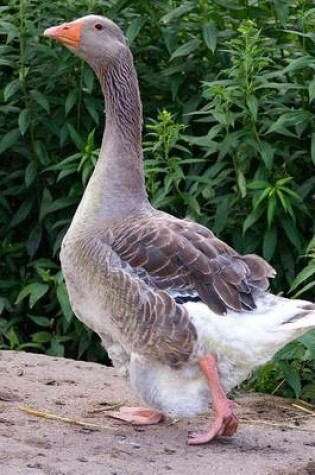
{"left": 1, "top": 351, "right": 315, "bottom": 475}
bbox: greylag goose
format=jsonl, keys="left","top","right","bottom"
{"left": 44, "top": 15, "right": 315, "bottom": 445}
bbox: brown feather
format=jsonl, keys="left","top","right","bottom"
{"left": 109, "top": 210, "right": 276, "bottom": 315}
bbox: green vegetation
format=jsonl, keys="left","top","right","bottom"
{"left": 1, "top": 1, "right": 314, "bottom": 398}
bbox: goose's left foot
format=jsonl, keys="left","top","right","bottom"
{"left": 188, "top": 399, "right": 238, "bottom": 445}
{"left": 188, "top": 355, "right": 239, "bottom": 445}
{"left": 105, "top": 406, "right": 164, "bottom": 425}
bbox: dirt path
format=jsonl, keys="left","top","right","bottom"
{"left": 1, "top": 350, "right": 315, "bottom": 475}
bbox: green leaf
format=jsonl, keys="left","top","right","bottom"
{"left": 281, "top": 217, "right": 302, "bottom": 251}
{"left": 214, "top": 195, "right": 234, "bottom": 234}
{"left": 311, "top": 133, "right": 315, "bottom": 166}
{"left": 28, "top": 315, "right": 51, "bottom": 328}
{"left": 126, "top": 17, "right": 146, "bottom": 45}
{"left": 257, "top": 142, "right": 274, "bottom": 170}
{"left": 276, "top": 176, "right": 293, "bottom": 186}
{"left": 31, "top": 331, "right": 51, "bottom": 343}
{"left": 57, "top": 283, "right": 73, "bottom": 322}
{"left": 309, "top": 79, "right": 315, "bottom": 104}
{"left": 246, "top": 95, "right": 258, "bottom": 121}
{"left": 243, "top": 206, "right": 264, "bottom": 234}
{"left": 302, "top": 383, "right": 315, "bottom": 401}
{"left": 30, "top": 89, "right": 50, "bottom": 113}
{"left": 275, "top": 341, "right": 304, "bottom": 361}
{"left": 65, "top": 90, "right": 78, "bottom": 116}
{"left": 15, "top": 283, "right": 49, "bottom": 308}
{"left": 25, "top": 161, "right": 37, "bottom": 188}
{"left": 237, "top": 170, "right": 246, "bottom": 198}
{"left": 160, "top": 4, "right": 194, "bottom": 24}
{"left": 282, "top": 55, "right": 314, "bottom": 74}
{"left": 8, "top": 328, "right": 19, "bottom": 349}
{"left": 47, "top": 336, "right": 64, "bottom": 357}
{"left": 171, "top": 39, "right": 202, "bottom": 60}
{"left": 18, "top": 342, "right": 45, "bottom": 351}
{"left": 0, "top": 297, "right": 10, "bottom": 315}
{"left": 299, "top": 331, "right": 315, "bottom": 359}
{"left": 267, "top": 194, "right": 277, "bottom": 227}
{"left": 306, "top": 235, "right": 315, "bottom": 253}
{"left": 39, "top": 188, "right": 53, "bottom": 222}
{"left": 263, "top": 226, "right": 277, "bottom": 260}
{"left": 45, "top": 195, "right": 78, "bottom": 215}
{"left": 28, "top": 283, "right": 49, "bottom": 308}
{"left": 0, "top": 128, "right": 20, "bottom": 154}
{"left": 82, "top": 67, "right": 94, "bottom": 94}
{"left": 272, "top": 0, "right": 290, "bottom": 24}
{"left": 18, "top": 108, "right": 31, "bottom": 135}
{"left": 108, "top": 0, "right": 130, "bottom": 15}
{"left": 247, "top": 180, "right": 270, "bottom": 190}
{"left": 276, "top": 189, "right": 288, "bottom": 212}
{"left": 182, "top": 192, "right": 201, "bottom": 215}
{"left": 162, "top": 29, "right": 177, "bottom": 55}
{"left": 283, "top": 365, "right": 301, "bottom": 398}
{"left": 202, "top": 22, "right": 217, "bottom": 53}
{"left": 84, "top": 98, "right": 100, "bottom": 124}
{"left": 4, "top": 78, "right": 19, "bottom": 101}
{"left": 9, "top": 198, "right": 34, "bottom": 228}
{"left": 255, "top": 187, "right": 271, "bottom": 208}
{"left": 0, "top": 58, "right": 14, "bottom": 67}
{"left": 268, "top": 111, "right": 311, "bottom": 134}
{"left": 290, "top": 262, "right": 315, "bottom": 292}
{"left": 34, "top": 140, "right": 49, "bottom": 165}
{"left": 26, "top": 224, "right": 42, "bottom": 258}
{"left": 67, "top": 123, "right": 84, "bottom": 150}
{"left": 31, "top": 258, "right": 59, "bottom": 269}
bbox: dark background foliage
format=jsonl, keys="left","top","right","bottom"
{"left": 1, "top": 0, "right": 315, "bottom": 399}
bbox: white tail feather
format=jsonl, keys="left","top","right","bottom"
{"left": 185, "top": 293, "right": 315, "bottom": 390}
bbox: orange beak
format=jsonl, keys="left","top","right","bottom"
{"left": 43, "top": 19, "right": 84, "bottom": 48}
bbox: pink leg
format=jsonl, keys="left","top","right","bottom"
{"left": 105, "top": 406, "right": 164, "bottom": 425}
{"left": 188, "top": 355, "right": 239, "bottom": 445}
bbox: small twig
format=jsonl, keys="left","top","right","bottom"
{"left": 18, "top": 406, "right": 116, "bottom": 430}
{"left": 296, "top": 399, "right": 315, "bottom": 409}
{"left": 168, "top": 418, "right": 180, "bottom": 426}
{"left": 285, "top": 414, "right": 310, "bottom": 421}
{"left": 291, "top": 403, "right": 315, "bottom": 417}
{"left": 271, "top": 379, "right": 285, "bottom": 395}
{"left": 88, "top": 400, "right": 127, "bottom": 414}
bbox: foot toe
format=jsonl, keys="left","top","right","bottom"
{"left": 188, "top": 430, "right": 214, "bottom": 445}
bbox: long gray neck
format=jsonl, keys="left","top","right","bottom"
{"left": 72, "top": 47, "right": 149, "bottom": 228}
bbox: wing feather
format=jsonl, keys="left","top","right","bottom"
{"left": 109, "top": 210, "right": 275, "bottom": 315}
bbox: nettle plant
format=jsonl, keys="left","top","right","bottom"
{"left": 192, "top": 19, "right": 315, "bottom": 291}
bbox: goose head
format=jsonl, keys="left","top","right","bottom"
{"left": 43, "top": 15, "right": 127, "bottom": 70}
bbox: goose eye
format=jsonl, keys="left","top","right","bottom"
{"left": 94, "top": 24, "right": 103, "bottom": 31}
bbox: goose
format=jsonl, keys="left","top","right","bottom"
{"left": 44, "top": 15, "right": 315, "bottom": 445}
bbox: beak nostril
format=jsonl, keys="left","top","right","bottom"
{"left": 63, "top": 25, "right": 70, "bottom": 30}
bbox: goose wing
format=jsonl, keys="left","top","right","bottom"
{"left": 110, "top": 210, "right": 276, "bottom": 315}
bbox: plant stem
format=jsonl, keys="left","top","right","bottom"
{"left": 19, "top": 0, "right": 36, "bottom": 159}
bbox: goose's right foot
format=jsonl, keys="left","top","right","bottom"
{"left": 105, "top": 406, "right": 164, "bottom": 425}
